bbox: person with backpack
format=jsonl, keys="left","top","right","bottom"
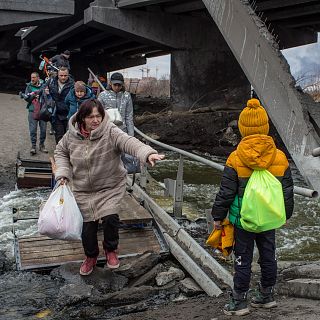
{"left": 23, "top": 72, "right": 48, "bottom": 155}
{"left": 211, "top": 98, "right": 294, "bottom": 316}
{"left": 65, "top": 81, "right": 95, "bottom": 120}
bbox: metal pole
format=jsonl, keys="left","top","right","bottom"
{"left": 134, "top": 127, "right": 317, "bottom": 198}
{"left": 134, "top": 127, "right": 224, "bottom": 172}
{"left": 129, "top": 177, "right": 233, "bottom": 287}
{"left": 163, "top": 233, "right": 223, "bottom": 297}
{"left": 173, "top": 155, "right": 184, "bottom": 217}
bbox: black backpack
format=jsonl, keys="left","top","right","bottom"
{"left": 39, "top": 94, "right": 56, "bottom": 122}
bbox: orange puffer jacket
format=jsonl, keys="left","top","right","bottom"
{"left": 211, "top": 134, "right": 294, "bottom": 222}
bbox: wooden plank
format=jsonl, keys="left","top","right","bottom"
{"left": 21, "top": 240, "right": 160, "bottom": 260}
{"left": 18, "top": 228, "right": 163, "bottom": 270}
{"left": 19, "top": 229, "right": 155, "bottom": 247}
{"left": 20, "top": 236, "right": 159, "bottom": 257}
{"left": 17, "top": 192, "right": 152, "bottom": 224}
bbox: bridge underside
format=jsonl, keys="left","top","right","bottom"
{"left": 0, "top": 1, "right": 319, "bottom": 97}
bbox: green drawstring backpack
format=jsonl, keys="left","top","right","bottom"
{"left": 240, "top": 169, "right": 286, "bottom": 233}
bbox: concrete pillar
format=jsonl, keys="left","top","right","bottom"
{"left": 170, "top": 46, "right": 250, "bottom": 110}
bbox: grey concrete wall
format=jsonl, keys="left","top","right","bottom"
{"left": 170, "top": 31, "right": 249, "bottom": 110}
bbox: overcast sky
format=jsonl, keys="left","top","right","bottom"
{"left": 119, "top": 34, "right": 319, "bottom": 80}
{"left": 282, "top": 33, "right": 320, "bottom": 78}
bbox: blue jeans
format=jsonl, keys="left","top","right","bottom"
{"left": 28, "top": 112, "right": 47, "bottom": 147}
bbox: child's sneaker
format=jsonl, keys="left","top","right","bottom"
{"left": 224, "top": 291, "right": 250, "bottom": 316}
{"left": 251, "top": 285, "right": 277, "bottom": 309}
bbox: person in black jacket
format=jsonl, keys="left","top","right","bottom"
{"left": 45, "top": 67, "right": 74, "bottom": 143}
{"left": 50, "top": 50, "right": 71, "bottom": 70}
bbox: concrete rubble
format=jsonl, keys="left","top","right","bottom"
{"left": 278, "top": 263, "right": 320, "bottom": 300}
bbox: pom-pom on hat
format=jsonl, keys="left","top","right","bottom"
{"left": 74, "top": 81, "right": 86, "bottom": 92}
{"left": 238, "top": 98, "right": 269, "bottom": 137}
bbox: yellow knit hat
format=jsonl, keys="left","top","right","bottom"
{"left": 238, "top": 98, "right": 269, "bottom": 137}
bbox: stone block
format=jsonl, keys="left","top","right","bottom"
{"left": 156, "top": 266, "right": 185, "bottom": 286}
{"left": 278, "top": 278, "right": 320, "bottom": 300}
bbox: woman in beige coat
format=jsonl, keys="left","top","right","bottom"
{"left": 54, "top": 99, "right": 164, "bottom": 275}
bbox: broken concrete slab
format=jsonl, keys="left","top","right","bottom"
{"left": 115, "top": 251, "right": 160, "bottom": 279}
{"left": 156, "top": 266, "right": 185, "bottom": 286}
{"left": 278, "top": 278, "right": 320, "bottom": 300}
{"left": 57, "top": 283, "right": 94, "bottom": 307}
{"left": 50, "top": 262, "right": 128, "bottom": 293}
{"left": 281, "top": 263, "right": 320, "bottom": 280}
{"left": 89, "top": 283, "right": 179, "bottom": 307}
{"left": 129, "top": 263, "right": 164, "bottom": 287}
{"left": 179, "top": 277, "right": 203, "bottom": 296}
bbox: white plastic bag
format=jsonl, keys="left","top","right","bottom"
{"left": 38, "top": 184, "right": 83, "bottom": 240}
{"left": 106, "top": 108, "right": 123, "bottom": 126}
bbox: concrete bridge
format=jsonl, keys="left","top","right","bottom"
{"left": 1, "top": 0, "right": 320, "bottom": 192}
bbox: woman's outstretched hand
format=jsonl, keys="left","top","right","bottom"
{"left": 148, "top": 154, "right": 165, "bottom": 167}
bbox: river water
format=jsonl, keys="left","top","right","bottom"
{"left": 0, "top": 152, "right": 319, "bottom": 266}
{"left": 148, "top": 152, "right": 320, "bottom": 262}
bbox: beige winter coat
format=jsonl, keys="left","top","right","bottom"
{"left": 54, "top": 115, "right": 157, "bottom": 222}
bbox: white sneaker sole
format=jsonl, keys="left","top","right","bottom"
{"left": 107, "top": 262, "right": 120, "bottom": 269}
{"left": 251, "top": 301, "right": 277, "bottom": 309}
{"left": 79, "top": 267, "right": 94, "bottom": 276}
{"left": 223, "top": 307, "right": 250, "bottom": 316}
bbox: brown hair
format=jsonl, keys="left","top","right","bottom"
{"left": 75, "top": 99, "right": 105, "bottom": 127}
{"left": 58, "top": 67, "right": 69, "bottom": 73}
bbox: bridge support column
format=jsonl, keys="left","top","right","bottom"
{"left": 170, "top": 45, "right": 250, "bottom": 110}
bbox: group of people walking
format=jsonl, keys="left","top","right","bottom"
{"left": 22, "top": 51, "right": 164, "bottom": 276}
{"left": 22, "top": 50, "right": 294, "bottom": 317}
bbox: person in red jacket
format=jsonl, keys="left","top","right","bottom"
{"left": 211, "top": 98, "right": 294, "bottom": 316}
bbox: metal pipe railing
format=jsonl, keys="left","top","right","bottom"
{"left": 134, "top": 127, "right": 224, "bottom": 172}
{"left": 87, "top": 67, "right": 317, "bottom": 199}
{"left": 134, "top": 127, "right": 318, "bottom": 199}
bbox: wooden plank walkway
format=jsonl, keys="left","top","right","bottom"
{"left": 14, "top": 190, "right": 168, "bottom": 270}
{"left": 16, "top": 227, "right": 164, "bottom": 270}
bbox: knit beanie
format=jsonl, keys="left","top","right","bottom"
{"left": 74, "top": 81, "right": 86, "bottom": 92}
{"left": 238, "top": 98, "right": 269, "bottom": 137}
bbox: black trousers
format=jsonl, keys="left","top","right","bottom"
{"left": 82, "top": 214, "right": 120, "bottom": 258}
{"left": 54, "top": 118, "right": 68, "bottom": 143}
{"left": 233, "top": 227, "right": 277, "bottom": 293}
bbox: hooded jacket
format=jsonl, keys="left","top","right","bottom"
{"left": 54, "top": 114, "right": 157, "bottom": 222}
{"left": 211, "top": 134, "right": 294, "bottom": 223}
{"left": 98, "top": 90, "right": 134, "bottom": 136}
{"left": 65, "top": 85, "right": 95, "bottom": 119}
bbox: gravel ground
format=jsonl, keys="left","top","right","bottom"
{"left": 0, "top": 93, "right": 55, "bottom": 197}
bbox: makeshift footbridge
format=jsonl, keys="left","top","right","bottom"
{"left": 13, "top": 152, "right": 233, "bottom": 297}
